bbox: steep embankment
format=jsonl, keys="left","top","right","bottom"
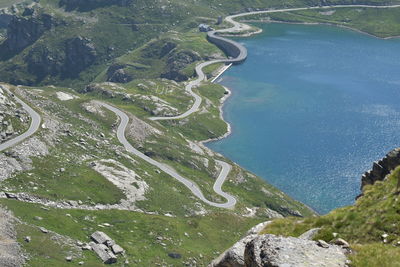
{"left": 259, "top": 148, "right": 400, "bottom": 266}
{"left": 211, "top": 148, "right": 400, "bottom": 266}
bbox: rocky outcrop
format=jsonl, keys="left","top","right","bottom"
{"left": 244, "top": 234, "right": 348, "bottom": 267}
{"left": 1, "top": 10, "right": 56, "bottom": 57}
{"left": 360, "top": 148, "right": 400, "bottom": 190}
{"left": 0, "top": 9, "right": 13, "bottom": 28}
{"left": 26, "top": 44, "right": 64, "bottom": 80}
{"left": 211, "top": 224, "right": 349, "bottom": 267}
{"left": 106, "top": 64, "right": 133, "bottom": 83}
{"left": 64, "top": 36, "right": 97, "bottom": 76}
{"left": 26, "top": 35, "right": 97, "bottom": 80}
{"left": 161, "top": 50, "right": 201, "bottom": 81}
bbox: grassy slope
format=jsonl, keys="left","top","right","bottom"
{"left": 244, "top": 6, "right": 400, "bottom": 38}
{"left": 2, "top": 0, "right": 400, "bottom": 88}
{"left": 0, "top": 82, "right": 313, "bottom": 265}
{"left": 261, "top": 167, "right": 400, "bottom": 267}
{"left": 2, "top": 199, "right": 262, "bottom": 266}
{"left": 3, "top": 1, "right": 400, "bottom": 266}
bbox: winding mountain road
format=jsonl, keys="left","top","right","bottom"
{"left": 3, "top": 4, "right": 400, "bottom": 209}
{"left": 149, "top": 4, "right": 400, "bottom": 121}
{"left": 98, "top": 102, "right": 237, "bottom": 208}
{"left": 0, "top": 86, "right": 41, "bottom": 152}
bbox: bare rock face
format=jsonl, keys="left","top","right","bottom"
{"left": 64, "top": 36, "right": 97, "bottom": 75}
{"left": 106, "top": 64, "right": 133, "bottom": 83}
{"left": 161, "top": 50, "right": 202, "bottom": 82}
{"left": 361, "top": 148, "right": 400, "bottom": 190}
{"left": 2, "top": 11, "right": 55, "bottom": 56}
{"left": 244, "top": 234, "right": 347, "bottom": 267}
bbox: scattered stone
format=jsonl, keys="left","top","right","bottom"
{"left": 317, "top": 240, "right": 330, "bottom": 248}
{"left": 33, "top": 216, "right": 43, "bottom": 221}
{"left": 5, "top": 192, "right": 18, "bottom": 199}
{"left": 81, "top": 244, "right": 92, "bottom": 251}
{"left": 65, "top": 256, "right": 72, "bottom": 262}
{"left": 78, "top": 261, "right": 84, "bottom": 265}
{"left": 39, "top": 227, "right": 49, "bottom": 234}
{"left": 24, "top": 236, "right": 31, "bottom": 243}
{"left": 333, "top": 238, "right": 350, "bottom": 249}
{"left": 168, "top": 252, "right": 182, "bottom": 259}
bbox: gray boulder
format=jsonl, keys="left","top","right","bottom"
{"left": 90, "top": 231, "right": 112, "bottom": 245}
{"left": 210, "top": 234, "right": 257, "bottom": 267}
{"left": 210, "top": 222, "right": 272, "bottom": 267}
{"left": 244, "top": 234, "right": 347, "bottom": 267}
{"left": 90, "top": 242, "right": 117, "bottom": 264}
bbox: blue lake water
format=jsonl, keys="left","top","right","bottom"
{"left": 207, "top": 23, "right": 400, "bottom": 214}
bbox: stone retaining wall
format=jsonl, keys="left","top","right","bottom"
{"left": 207, "top": 31, "right": 247, "bottom": 64}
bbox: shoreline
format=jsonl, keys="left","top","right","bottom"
{"left": 194, "top": 4, "right": 400, "bottom": 214}
{"left": 200, "top": 84, "right": 232, "bottom": 146}
{"left": 210, "top": 63, "right": 233, "bottom": 83}
{"left": 242, "top": 18, "right": 400, "bottom": 40}
{"left": 201, "top": 10, "right": 400, "bottom": 147}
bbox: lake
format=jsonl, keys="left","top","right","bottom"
{"left": 207, "top": 23, "right": 400, "bottom": 214}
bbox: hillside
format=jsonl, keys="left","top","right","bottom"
{"left": 260, "top": 149, "right": 400, "bottom": 266}
{"left": 2, "top": 0, "right": 400, "bottom": 266}
{"left": 1, "top": 0, "right": 400, "bottom": 88}
{"left": 209, "top": 149, "right": 400, "bottom": 267}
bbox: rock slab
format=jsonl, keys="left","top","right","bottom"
{"left": 91, "top": 231, "right": 112, "bottom": 245}
{"left": 90, "top": 243, "right": 117, "bottom": 264}
{"left": 244, "top": 234, "right": 347, "bottom": 267}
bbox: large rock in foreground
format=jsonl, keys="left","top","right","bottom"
{"left": 210, "top": 222, "right": 272, "bottom": 267}
{"left": 244, "top": 234, "right": 347, "bottom": 267}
